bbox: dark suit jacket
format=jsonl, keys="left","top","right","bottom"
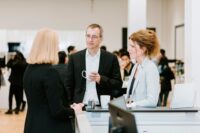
{"left": 7, "top": 58, "right": 27, "bottom": 86}
{"left": 23, "top": 64, "right": 75, "bottom": 133}
{"left": 66, "top": 49, "right": 122, "bottom": 104}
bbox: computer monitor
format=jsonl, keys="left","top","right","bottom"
{"left": 108, "top": 103, "right": 138, "bottom": 133}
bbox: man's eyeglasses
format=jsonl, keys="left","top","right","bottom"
{"left": 86, "top": 34, "right": 100, "bottom": 40}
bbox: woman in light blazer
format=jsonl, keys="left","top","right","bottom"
{"left": 126, "top": 29, "right": 160, "bottom": 107}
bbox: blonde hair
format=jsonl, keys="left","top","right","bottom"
{"left": 129, "top": 29, "right": 160, "bottom": 58}
{"left": 86, "top": 23, "right": 103, "bottom": 38}
{"left": 27, "top": 28, "right": 59, "bottom": 64}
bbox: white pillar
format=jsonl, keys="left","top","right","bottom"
{"left": 185, "top": 0, "right": 200, "bottom": 83}
{"left": 128, "top": 0, "right": 147, "bottom": 36}
{"left": 185, "top": 0, "right": 200, "bottom": 107}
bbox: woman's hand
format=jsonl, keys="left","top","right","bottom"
{"left": 70, "top": 103, "right": 84, "bottom": 114}
{"left": 126, "top": 101, "right": 136, "bottom": 108}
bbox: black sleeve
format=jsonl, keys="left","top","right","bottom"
{"left": 65, "top": 55, "right": 75, "bottom": 102}
{"left": 7, "top": 59, "right": 15, "bottom": 68}
{"left": 98, "top": 55, "right": 122, "bottom": 93}
{"left": 44, "top": 67, "right": 75, "bottom": 120}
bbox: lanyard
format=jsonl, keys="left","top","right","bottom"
{"left": 127, "top": 65, "right": 138, "bottom": 103}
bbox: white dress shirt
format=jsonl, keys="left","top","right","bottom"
{"left": 126, "top": 57, "right": 160, "bottom": 107}
{"left": 83, "top": 49, "right": 100, "bottom": 105}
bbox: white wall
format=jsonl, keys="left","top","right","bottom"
{"left": 184, "top": 0, "right": 200, "bottom": 107}
{"left": 0, "top": 0, "right": 184, "bottom": 57}
{"left": 0, "top": 0, "right": 128, "bottom": 109}
{"left": 0, "top": 30, "right": 86, "bottom": 58}
{"left": 0, "top": 0, "right": 128, "bottom": 52}
{"left": 162, "top": 0, "right": 184, "bottom": 59}
{"left": 147, "top": 0, "right": 163, "bottom": 48}
{"left": 147, "top": 0, "right": 184, "bottom": 59}
{"left": 128, "top": 0, "right": 146, "bottom": 36}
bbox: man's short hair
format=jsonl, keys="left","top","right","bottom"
{"left": 120, "top": 50, "right": 130, "bottom": 59}
{"left": 67, "top": 45, "right": 75, "bottom": 53}
{"left": 58, "top": 51, "right": 67, "bottom": 64}
{"left": 87, "top": 23, "right": 103, "bottom": 38}
{"left": 160, "top": 49, "right": 165, "bottom": 56}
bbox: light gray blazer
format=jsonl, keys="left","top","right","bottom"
{"left": 126, "top": 57, "right": 160, "bottom": 107}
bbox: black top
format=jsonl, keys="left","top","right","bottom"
{"left": 7, "top": 58, "right": 27, "bottom": 86}
{"left": 23, "top": 64, "right": 74, "bottom": 133}
{"left": 54, "top": 64, "right": 72, "bottom": 104}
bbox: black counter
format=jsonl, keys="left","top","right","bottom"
{"left": 86, "top": 106, "right": 199, "bottom": 113}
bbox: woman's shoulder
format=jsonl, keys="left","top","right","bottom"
{"left": 142, "top": 59, "right": 159, "bottom": 75}
{"left": 27, "top": 64, "right": 60, "bottom": 81}
{"left": 26, "top": 64, "right": 57, "bottom": 75}
{"left": 143, "top": 58, "right": 157, "bottom": 69}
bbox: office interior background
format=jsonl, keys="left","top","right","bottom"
{"left": 0, "top": 0, "right": 200, "bottom": 114}
{"left": 1, "top": 0, "right": 200, "bottom": 133}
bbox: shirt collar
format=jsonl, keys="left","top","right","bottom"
{"left": 136, "top": 57, "right": 149, "bottom": 69}
{"left": 86, "top": 48, "right": 101, "bottom": 57}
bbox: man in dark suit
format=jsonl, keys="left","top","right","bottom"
{"left": 66, "top": 24, "right": 122, "bottom": 106}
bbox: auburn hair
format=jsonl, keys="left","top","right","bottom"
{"left": 129, "top": 29, "right": 160, "bottom": 58}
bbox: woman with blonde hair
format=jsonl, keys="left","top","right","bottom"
{"left": 23, "top": 28, "right": 83, "bottom": 133}
{"left": 126, "top": 29, "right": 160, "bottom": 107}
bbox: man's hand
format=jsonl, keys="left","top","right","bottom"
{"left": 89, "top": 72, "right": 101, "bottom": 84}
{"left": 88, "top": 72, "right": 101, "bottom": 84}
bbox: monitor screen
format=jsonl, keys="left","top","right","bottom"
{"left": 108, "top": 103, "right": 138, "bottom": 133}
{"left": 8, "top": 42, "right": 20, "bottom": 52}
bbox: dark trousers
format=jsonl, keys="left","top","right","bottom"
{"left": 158, "top": 90, "right": 170, "bottom": 106}
{"left": 8, "top": 84, "right": 23, "bottom": 110}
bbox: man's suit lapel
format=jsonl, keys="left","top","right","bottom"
{"left": 80, "top": 49, "right": 86, "bottom": 90}
{"left": 98, "top": 50, "right": 105, "bottom": 74}
{"left": 80, "top": 50, "right": 86, "bottom": 70}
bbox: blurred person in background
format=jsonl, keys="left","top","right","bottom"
{"left": 5, "top": 50, "right": 27, "bottom": 114}
{"left": 67, "top": 45, "right": 77, "bottom": 55}
{"left": 54, "top": 51, "right": 71, "bottom": 103}
{"left": 120, "top": 50, "right": 134, "bottom": 81}
{"left": 112, "top": 50, "right": 124, "bottom": 80}
{"left": 157, "top": 49, "right": 174, "bottom": 106}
